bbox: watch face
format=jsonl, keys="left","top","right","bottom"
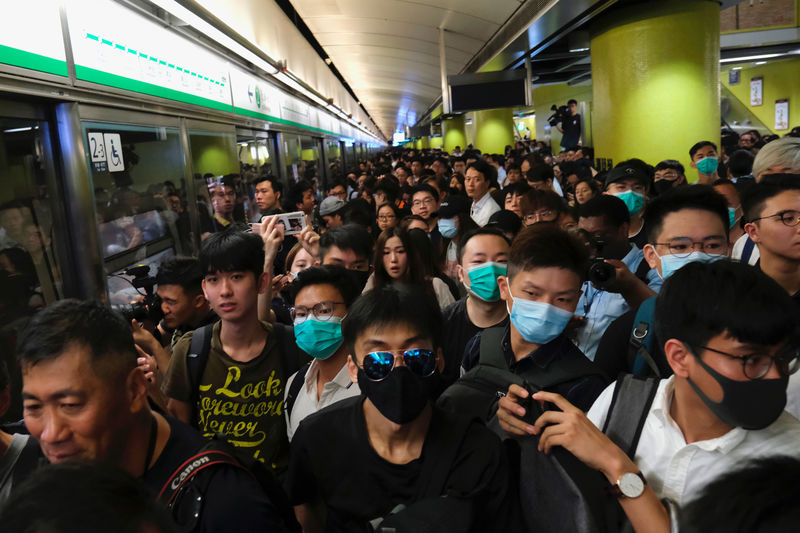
{"left": 619, "top": 473, "right": 645, "bottom": 498}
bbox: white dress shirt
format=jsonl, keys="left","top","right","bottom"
{"left": 285, "top": 360, "right": 360, "bottom": 441}
{"left": 588, "top": 376, "right": 800, "bottom": 505}
{"left": 470, "top": 191, "right": 501, "bottom": 227}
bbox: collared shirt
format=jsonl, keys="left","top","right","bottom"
{"left": 588, "top": 376, "right": 800, "bottom": 505}
{"left": 461, "top": 325, "right": 607, "bottom": 412}
{"left": 575, "top": 244, "right": 652, "bottom": 361}
{"left": 284, "top": 360, "right": 360, "bottom": 441}
{"left": 496, "top": 167, "right": 507, "bottom": 188}
{"left": 470, "top": 191, "right": 501, "bottom": 227}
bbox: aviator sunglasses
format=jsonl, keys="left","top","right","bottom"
{"left": 360, "top": 349, "right": 438, "bottom": 381}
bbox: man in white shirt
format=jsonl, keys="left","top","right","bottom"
{"left": 497, "top": 259, "right": 800, "bottom": 532}
{"left": 466, "top": 160, "right": 501, "bottom": 227}
{"left": 285, "top": 265, "right": 361, "bottom": 440}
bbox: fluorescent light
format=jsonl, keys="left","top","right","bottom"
{"left": 3, "top": 126, "right": 33, "bottom": 133}
{"left": 720, "top": 52, "right": 785, "bottom": 63}
{"left": 755, "top": 61, "right": 767, "bottom": 65}
{"left": 569, "top": 47, "right": 589, "bottom": 53}
{"left": 731, "top": 66, "right": 743, "bottom": 70}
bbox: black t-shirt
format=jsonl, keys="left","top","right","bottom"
{"left": 560, "top": 114, "right": 581, "bottom": 147}
{"left": 629, "top": 219, "right": 648, "bottom": 250}
{"left": 284, "top": 397, "right": 516, "bottom": 533}
{"left": 142, "top": 415, "right": 280, "bottom": 533}
{"left": 440, "top": 298, "right": 507, "bottom": 386}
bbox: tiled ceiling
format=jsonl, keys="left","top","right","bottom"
{"left": 290, "top": 0, "right": 526, "bottom": 135}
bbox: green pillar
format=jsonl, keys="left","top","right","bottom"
{"left": 591, "top": 0, "right": 720, "bottom": 180}
{"left": 474, "top": 108, "right": 515, "bottom": 155}
{"left": 442, "top": 115, "right": 467, "bottom": 153}
{"left": 419, "top": 136, "right": 431, "bottom": 149}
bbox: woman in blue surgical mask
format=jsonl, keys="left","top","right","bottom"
{"left": 438, "top": 208, "right": 478, "bottom": 280}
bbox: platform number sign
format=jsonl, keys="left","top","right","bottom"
{"left": 87, "top": 132, "right": 125, "bottom": 172}
{"left": 88, "top": 132, "right": 107, "bottom": 172}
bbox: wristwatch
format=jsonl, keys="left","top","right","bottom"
{"left": 609, "top": 472, "right": 647, "bottom": 499}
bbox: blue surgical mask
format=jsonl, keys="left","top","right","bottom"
{"left": 465, "top": 262, "right": 507, "bottom": 302}
{"left": 728, "top": 207, "right": 739, "bottom": 229}
{"left": 438, "top": 218, "right": 458, "bottom": 239}
{"left": 611, "top": 190, "right": 645, "bottom": 216}
{"left": 697, "top": 156, "right": 719, "bottom": 175}
{"left": 294, "top": 317, "right": 344, "bottom": 360}
{"left": 655, "top": 250, "right": 724, "bottom": 280}
{"left": 506, "top": 292, "right": 572, "bottom": 345}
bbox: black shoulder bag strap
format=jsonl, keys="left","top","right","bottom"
{"left": 157, "top": 444, "right": 248, "bottom": 508}
{"left": 285, "top": 361, "right": 312, "bottom": 419}
{"left": 187, "top": 323, "right": 214, "bottom": 427}
{"left": 478, "top": 326, "right": 509, "bottom": 370}
{"left": 601, "top": 374, "right": 660, "bottom": 458}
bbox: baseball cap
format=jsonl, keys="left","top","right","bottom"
{"left": 604, "top": 165, "right": 649, "bottom": 188}
{"left": 488, "top": 210, "right": 522, "bottom": 236}
{"left": 435, "top": 195, "right": 470, "bottom": 219}
{"left": 319, "top": 196, "right": 346, "bottom": 216}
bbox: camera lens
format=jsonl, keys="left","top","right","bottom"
{"left": 588, "top": 260, "right": 615, "bottom": 285}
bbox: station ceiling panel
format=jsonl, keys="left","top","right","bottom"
{"left": 290, "top": 0, "right": 526, "bottom": 135}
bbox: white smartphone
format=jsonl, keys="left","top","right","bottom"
{"left": 257, "top": 211, "right": 307, "bottom": 236}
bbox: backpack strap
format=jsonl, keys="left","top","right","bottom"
{"left": 601, "top": 374, "right": 660, "bottom": 458}
{"left": 187, "top": 323, "right": 214, "bottom": 428}
{"left": 272, "top": 323, "right": 304, "bottom": 376}
{"left": 633, "top": 257, "right": 652, "bottom": 283}
{"left": 285, "top": 361, "right": 312, "bottom": 419}
{"left": 157, "top": 443, "right": 247, "bottom": 507}
{"left": 629, "top": 297, "right": 661, "bottom": 377}
{"left": 478, "top": 326, "right": 509, "bottom": 369}
{"left": 741, "top": 237, "right": 756, "bottom": 264}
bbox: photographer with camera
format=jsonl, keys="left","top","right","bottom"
{"left": 574, "top": 195, "right": 658, "bottom": 361}
{"left": 553, "top": 99, "right": 582, "bottom": 152}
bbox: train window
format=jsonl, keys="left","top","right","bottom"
{"left": 82, "top": 122, "right": 190, "bottom": 304}
{"left": 237, "top": 132, "right": 277, "bottom": 222}
{"left": 187, "top": 130, "right": 242, "bottom": 238}
{"left": 325, "top": 139, "right": 342, "bottom": 183}
{"left": 0, "top": 118, "right": 63, "bottom": 311}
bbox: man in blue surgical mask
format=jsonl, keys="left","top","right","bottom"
{"left": 690, "top": 140, "right": 720, "bottom": 185}
{"left": 285, "top": 265, "right": 361, "bottom": 441}
{"left": 440, "top": 227, "right": 510, "bottom": 386}
{"left": 603, "top": 164, "right": 651, "bottom": 249}
{"left": 458, "top": 225, "right": 608, "bottom": 412}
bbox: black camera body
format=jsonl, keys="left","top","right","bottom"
{"left": 112, "top": 265, "right": 163, "bottom": 323}
{"left": 547, "top": 104, "right": 570, "bottom": 127}
{"left": 574, "top": 229, "right": 617, "bottom": 287}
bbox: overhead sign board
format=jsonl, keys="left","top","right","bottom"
{"left": 0, "top": 0, "right": 67, "bottom": 76}
{"left": 67, "top": 0, "right": 232, "bottom": 111}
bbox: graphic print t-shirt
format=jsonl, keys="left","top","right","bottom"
{"left": 164, "top": 321, "right": 290, "bottom": 477}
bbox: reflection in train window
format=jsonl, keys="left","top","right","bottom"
{"left": 237, "top": 132, "right": 277, "bottom": 222}
{"left": 82, "top": 122, "right": 191, "bottom": 301}
{"left": 188, "top": 130, "right": 243, "bottom": 237}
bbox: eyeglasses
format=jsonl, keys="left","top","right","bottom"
{"left": 412, "top": 197, "right": 436, "bottom": 207}
{"left": 359, "top": 349, "right": 438, "bottom": 381}
{"left": 654, "top": 172, "right": 679, "bottom": 181}
{"left": 524, "top": 209, "right": 557, "bottom": 224}
{"left": 692, "top": 344, "right": 800, "bottom": 380}
{"left": 289, "top": 301, "right": 344, "bottom": 323}
{"left": 652, "top": 237, "right": 726, "bottom": 257}
{"left": 749, "top": 210, "right": 800, "bottom": 227}
{"left": 377, "top": 215, "right": 396, "bottom": 221}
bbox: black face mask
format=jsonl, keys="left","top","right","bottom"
{"left": 357, "top": 367, "right": 440, "bottom": 425}
{"left": 687, "top": 346, "right": 788, "bottom": 430}
{"left": 346, "top": 269, "right": 371, "bottom": 293}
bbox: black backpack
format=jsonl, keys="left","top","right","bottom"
{"left": 515, "top": 374, "right": 660, "bottom": 533}
{"left": 437, "top": 326, "right": 605, "bottom": 421}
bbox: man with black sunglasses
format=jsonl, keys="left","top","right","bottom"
{"left": 284, "top": 284, "right": 517, "bottom": 532}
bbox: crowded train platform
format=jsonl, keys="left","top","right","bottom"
{"left": 1, "top": 0, "right": 800, "bottom": 532}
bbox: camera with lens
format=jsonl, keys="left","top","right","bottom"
{"left": 547, "top": 104, "right": 570, "bottom": 127}
{"left": 574, "top": 229, "right": 617, "bottom": 287}
{"left": 112, "top": 264, "right": 163, "bottom": 323}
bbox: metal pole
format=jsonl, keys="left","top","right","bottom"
{"left": 439, "top": 27, "right": 450, "bottom": 115}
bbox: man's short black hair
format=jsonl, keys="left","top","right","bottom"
{"left": 200, "top": 229, "right": 265, "bottom": 278}
{"left": 567, "top": 99, "right": 578, "bottom": 106}
{"left": 728, "top": 149, "right": 755, "bottom": 178}
{"left": 466, "top": 160, "right": 498, "bottom": 185}
{"left": 520, "top": 189, "right": 566, "bottom": 217}
{"left": 689, "top": 140, "right": 718, "bottom": 159}
{"left": 290, "top": 179, "right": 313, "bottom": 207}
{"left": 252, "top": 175, "right": 283, "bottom": 196}
{"left": 457, "top": 226, "right": 511, "bottom": 264}
{"left": 503, "top": 181, "right": 531, "bottom": 199}
{"left": 655, "top": 260, "right": 796, "bottom": 349}
{"left": 17, "top": 299, "right": 136, "bottom": 381}
{"left": 578, "top": 194, "right": 630, "bottom": 229}
{"left": 342, "top": 283, "right": 443, "bottom": 355}
{"left": 374, "top": 178, "right": 400, "bottom": 201}
{"left": 654, "top": 160, "right": 685, "bottom": 175}
{"left": 412, "top": 183, "right": 438, "bottom": 203}
{"left": 507, "top": 225, "right": 589, "bottom": 282}
{"left": 681, "top": 457, "right": 800, "bottom": 533}
{"left": 527, "top": 164, "right": 555, "bottom": 183}
{"left": 156, "top": 256, "right": 203, "bottom": 294}
{"left": 319, "top": 224, "right": 373, "bottom": 263}
{"left": 742, "top": 177, "right": 800, "bottom": 222}
{"left": 291, "top": 265, "right": 359, "bottom": 308}
{"left": 1, "top": 462, "right": 174, "bottom": 533}
{"left": 644, "top": 185, "right": 729, "bottom": 243}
